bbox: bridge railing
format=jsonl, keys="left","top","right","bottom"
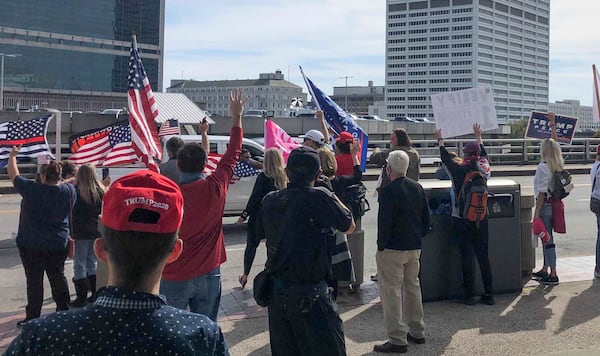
{"left": 368, "top": 138, "right": 600, "bottom": 165}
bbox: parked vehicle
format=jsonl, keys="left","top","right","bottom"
{"left": 413, "top": 117, "right": 434, "bottom": 123}
{"left": 242, "top": 109, "right": 269, "bottom": 119}
{"left": 393, "top": 116, "right": 417, "bottom": 122}
{"left": 101, "top": 108, "right": 125, "bottom": 115}
{"left": 357, "top": 114, "right": 389, "bottom": 122}
{"left": 99, "top": 135, "right": 265, "bottom": 216}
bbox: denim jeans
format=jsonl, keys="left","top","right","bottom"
{"left": 160, "top": 267, "right": 221, "bottom": 321}
{"left": 540, "top": 202, "right": 556, "bottom": 268}
{"left": 595, "top": 214, "right": 600, "bottom": 270}
{"left": 73, "top": 239, "right": 97, "bottom": 280}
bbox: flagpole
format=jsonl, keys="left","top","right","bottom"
{"left": 593, "top": 64, "right": 600, "bottom": 121}
{"left": 299, "top": 66, "right": 322, "bottom": 111}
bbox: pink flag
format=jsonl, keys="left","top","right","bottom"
{"left": 264, "top": 120, "right": 301, "bottom": 162}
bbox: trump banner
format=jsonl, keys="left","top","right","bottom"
{"left": 525, "top": 111, "right": 578, "bottom": 144}
{"left": 264, "top": 120, "right": 301, "bottom": 162}
{"left": 300, "top": 66, "right": 368, "bottom": 171}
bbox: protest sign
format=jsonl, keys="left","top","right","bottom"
{"left": 525, "top": 111, "right": 578, "bottom": 144}
{"left": 431, "top": 87, "right": 498, "bottom": 138}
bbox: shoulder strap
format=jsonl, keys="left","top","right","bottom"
{"left": 265, "top": 192, "right": 295, "bottom": 271}
{"left": 66, "top": 184, "right": 74, "bottom": 236}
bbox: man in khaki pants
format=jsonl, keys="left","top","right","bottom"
{"left": 374, "top": 150, "right": 430, "bottom": 354}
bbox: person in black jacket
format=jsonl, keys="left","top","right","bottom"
{"left": 237, "top": 148, "right": 287, "bottom": 288}
{"left": 435, "top": 124, "right": 495, "bottom": 306}
{"left": 374, "top": 150, "right": 430, "bottom": 354}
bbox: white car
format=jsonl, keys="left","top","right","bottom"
{"left": 99, "top": 135, "right": 265, "bottom": 216}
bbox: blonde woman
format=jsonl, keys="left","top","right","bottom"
{"left": 238, "top": 148, "right": 287, "bottom": 288}
{"left": 71, "top": 164, "right": 107, "bottom": 306}
{"left": 532, "top": 113, "right": 562, "bottom": 285}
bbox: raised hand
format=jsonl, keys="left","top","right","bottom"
{"left": 229, "top": 88, "right": 248, "bottom": 118}
{"left": 9, "top": 145, "right": 22, "bottom": 158}
{"left": 434, "top": 129, "right": 443, "bottom": 140}
{"left": 200, "top": 117, "right": 209, "bottom": 134}
{"left": 350, "top": 140, "right": 360, "bottom": 155}
{"left": 473, "top": 123, "right": 482, "bottom": 144}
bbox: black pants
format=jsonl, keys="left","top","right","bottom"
{"left": 19, "top": 247, "right": 70, "bottom": 319}
{"left": 455, "top": 218, "right": 493, "bottom": 296}
{"left": 268, "top": 279, "right": 345, "bottom": 356}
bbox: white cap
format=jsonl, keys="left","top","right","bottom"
{"left": 304, "top": 129, "right": 325, "bottom": 147}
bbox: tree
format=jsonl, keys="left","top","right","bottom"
{"left": 509, "top": 118, "right": 529, "bottom": 138}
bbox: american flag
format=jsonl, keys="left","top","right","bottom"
{"left": 202, "top": 154, "right": 261, "bottom": 182}
{"left": 69, "top": 120, "right": 138, "bottom": 166}
{"left": 158, "top": 118, "right": 180, "bottom": 137}
{"left": 0, "top": 115, "right": 53, "bottom": 160}
{"left": 234, "top": 160, "right": 262, "bottom": 178}
{"left": 128, "top": 34, "right": 161, "bottom": 172}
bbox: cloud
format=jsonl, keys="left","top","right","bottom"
{"left": 163, "top": 0, "right": 598, "bottom": 106}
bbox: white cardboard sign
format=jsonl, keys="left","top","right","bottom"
{"left": 431, "top": 87, "right": 498, "bottom": 138}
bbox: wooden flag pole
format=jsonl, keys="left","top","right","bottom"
{"left": 593, "top": 64, "right": 600, "bottom": 121}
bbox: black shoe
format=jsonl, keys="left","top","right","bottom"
{"left": 480, "top": 294, "right": 496, "bottom": 305}
{"left": 407, "top": 333, "right": 425, "bottom": 344}
{"left": 462, "top": 295, "right": 476, "bottom": 305}
{"left": 532, "top": 270, "right": 549, "bottom": 280}
{"left": 373, "top": 342, "right": 407, "bottom": 353}
{"left": 16, "top": 318, "right": 33, "bottom": 328}
{"left": 371, "top": 274, "right": 379, "bottom": 282}
{"left": 540, "top": 275, "right": 559, "bottom": 285}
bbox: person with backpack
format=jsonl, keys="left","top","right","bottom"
{"left": 532, "top": 112, "right": 563, "bottom": 285}
{"left": 435, "top": 124, "right": 495, "bottom": 305}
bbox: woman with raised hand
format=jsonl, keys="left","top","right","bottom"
{"left": 8, "top": 146, "right": 74, "bottom": 326}
{"left": 70, "top": 164, "right": 107, "bottom": 307}
{"left": 532, "top": 112, "right": 563, "bottom": 285}
{"left": 237, "top": 148, "right": 287, "bottom": 288}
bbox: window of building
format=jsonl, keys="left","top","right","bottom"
{"left": 452, "top": 16, "right": 472, "bottom": 22}
{"left": 388, "top": 3, "right": 407, "bottom": 12}
{"left": 479, "top": 0, "right": 493, "bottom": 8}
{"left": 431, "top": 18, "right": 450, "bottom": 24}
{"left": 510, "top": 7, "right": 523, "bottom": 17}
{"left": 430, "top": 0, "right": 450, "bottom": 7}
{"left": 430, "top": 53, "right": 449, "bottom": 58}
{"left": 408, "top": 1, "right": 428, "bottom": 10}
{"left": 431, "top": 27, "right": 450, "bottom": 32}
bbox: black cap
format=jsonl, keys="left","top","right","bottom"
{"left": 286, "top": 146, "right": 321, "bottom": 182}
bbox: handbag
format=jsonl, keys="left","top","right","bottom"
{"left": 253, "top": 270, "right": 273, "bottom": 307}
{"left": 591, "top": 176, "right": 600, "bottom": 214}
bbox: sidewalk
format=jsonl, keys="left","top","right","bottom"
{"left": 2, "top": 256, "right": 600, "bottom": 355}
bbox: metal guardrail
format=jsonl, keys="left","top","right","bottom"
{"left": 368, "top": 138, "right": 600, "bottom": 165}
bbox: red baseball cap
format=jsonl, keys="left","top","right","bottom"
{"left": 532, "top": 217, "right": 549, "bottom": 243}
{"left": 101, "top": 170, "right": 183, "bottom": 234}
{"left": 337, "top": 131, "right": 354, "bottom": 144}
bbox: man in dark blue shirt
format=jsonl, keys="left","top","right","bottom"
{"left": 5, "top": 170, "right": 228, "bottom": 355}
{"left": 256, "top": 146, "right": 355, "bottom": 356}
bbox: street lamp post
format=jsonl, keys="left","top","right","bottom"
{"left": 339, "top": 76, "right": 353, "bottom": 112}
{"left": 0, "top": 53, "right": 21, "bottom": 111}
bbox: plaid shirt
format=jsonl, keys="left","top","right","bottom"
{"left": 5, "top": 286, "right": 229, "bottom": 355}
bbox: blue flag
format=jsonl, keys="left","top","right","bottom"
{"left": 300, "top": 66, "right": 369, "bottom": 171}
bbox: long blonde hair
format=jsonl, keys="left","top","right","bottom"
{"left": 540, "top": 138, "right": 564, "bottom": 173}
{"left": 77, "top": 164, "right": 106, "bottom": 205}
{"left": 318, "top": 148, "right": 337, "bottom": 178}
{"left": 263, "top": 148, "right": 287, "bottom": 189}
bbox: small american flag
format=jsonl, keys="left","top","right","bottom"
{"left": 204, "top": 153, "right": 222, "bottom": 174}
{"left": 0, "top": 115, "right": 53, "bottom": 159}
{"left": 158, "top": 118, "right": 180, "bottom": 137}
{"left": 128, "top": 34, "right": 161, "bottom": 172}
{"left": 234, "top": 160, "right": 262, "bottom": 178}
{"left": 69, "top": 120, "right": 138, "bottom": 166}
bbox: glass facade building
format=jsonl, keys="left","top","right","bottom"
{"left": 0, "top": 0, "right": 164, "bottom": 99}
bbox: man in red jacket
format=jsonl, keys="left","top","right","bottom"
{"left": 160, "top": 89, "right": 247, "bottom": 321}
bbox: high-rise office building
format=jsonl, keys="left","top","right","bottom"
{"left": 385, "top": 0, "right": 550, "bottom": 123}
{"left": 0, "top": 0, "right": 164, "bottom": 111}
{"left": 549, "top": 99, "right": 596, "bottom": 132}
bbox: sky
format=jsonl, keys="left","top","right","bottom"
{"left": 163, "top": 0, "right": 600, "bottom": 106}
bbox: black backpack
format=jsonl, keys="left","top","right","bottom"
{"left": 340, "top": 183, "right": 371, "bottom": 218}
{"left": 549, "top": 170, "right": 573, "bottom": 200}
{"left": 457, "top": 170, "right": 488, "bottom": 227}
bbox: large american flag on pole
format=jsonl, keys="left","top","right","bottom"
{"left": 0, "top": 115, "right": 54, "bottom": 160}
{"left": 128, "top": 33, "right": 161, "bottom": 172}
{"left": 69, "top": 120, "right": 139, "bottom": 166}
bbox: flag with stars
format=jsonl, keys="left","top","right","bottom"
{"left": 300, "top": 66, "right": 369, "bottom": 171}
{"left": 128, "top": 33, "right": 161, "bottom": 172}
{"left": 233, "top": 160, "right": 262, "bottom": 178}
{"left": 69, "top": 120, "right": 138, "bottom": 166}
{"left": 0, "top": 115, "right": 53, "bottom": 160}
{"left": 158, "top": 118, "right": 180, "bottom": 137}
